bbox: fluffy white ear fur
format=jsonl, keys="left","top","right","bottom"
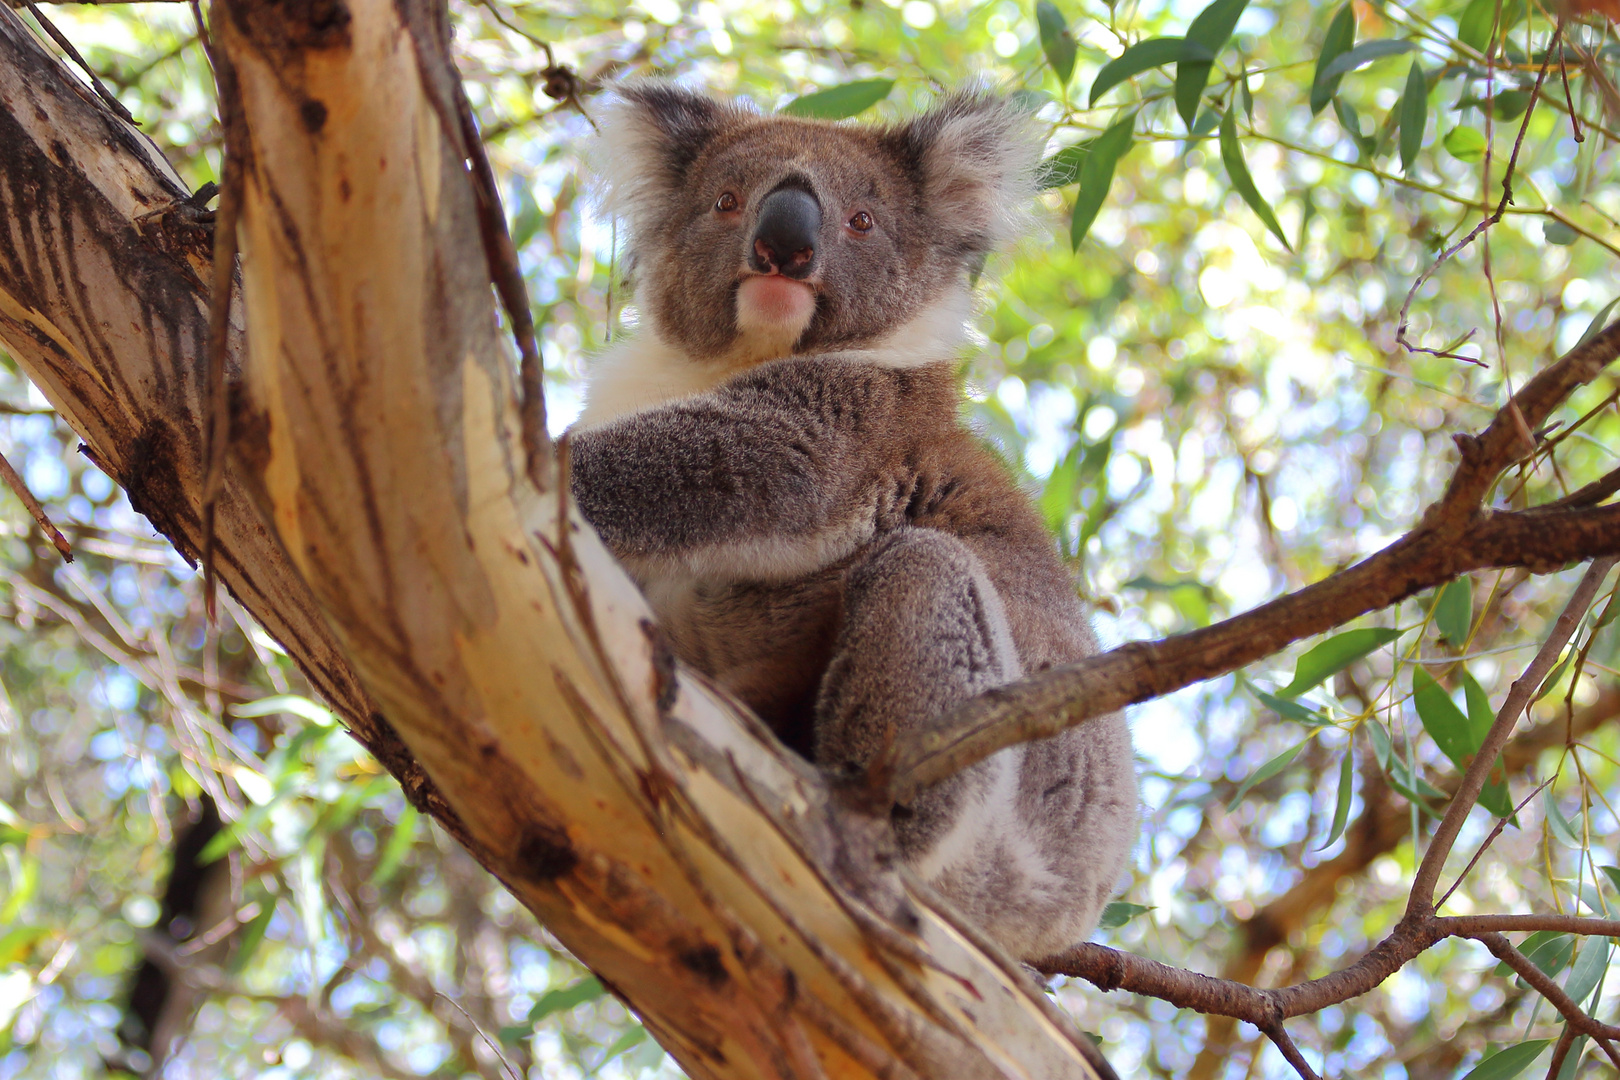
{"left": 590, "top": 84, "right": 752, "bottom": 240}
{"left": 907, "top": 94, "right": 1045, "bottom": 255}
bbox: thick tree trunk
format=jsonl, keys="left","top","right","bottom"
{"left": 0, "top": 5, "right": 1105, "bottom": 1077}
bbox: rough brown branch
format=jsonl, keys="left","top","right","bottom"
{"left": 892, "top": 322, "right": 1620, "bottom": 802}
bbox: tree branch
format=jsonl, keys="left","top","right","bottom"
{"left": 892, "top": 322, "right": 1620, "bottom": 802}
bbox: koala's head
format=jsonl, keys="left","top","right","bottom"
{"left": 594, "top": 83, "right": 1042, "bottom": 366}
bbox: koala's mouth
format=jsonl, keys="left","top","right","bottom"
{"left": 735, "top": 273, "right": 817, "bottom": 342}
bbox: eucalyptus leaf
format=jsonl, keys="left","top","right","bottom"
{"left": 1277, "top": 627, "right": 1405, "bottom": 698}
{"left": 1543, "top": 220, "right": 1579, "bottom": 246}
{"left": 1444, "top": 126, "right": 1487, "bottom": 163}
{"left": 1399, "top": 60, "right": 1428, "bottom": 172}
{"left": 1177, "top": 0, "right": 1250, "bottom": 126}
{"left": 1459, "top": 1040, "right": 1552, "bottom": 1080}
{"left": 1218, "top": 109, "right": 1291, "bottom": 249}
{"left": 780, "top": 79, "right": 895, "bottom": 119}
{"left": 1227, "top": 741, "right": 1306, "bottom": 809}
{"left": 1315, "top": 749, "right": 1355, "bottom": 850}
{"left": 1577, "top": 297, "right": 1620, "bottom": 345}
{"left": 1071, "top": 114, "right": 1136, "bottom": 249}
{"left": 1563, "top": 939, "right": 1612, "bottom": 1011}
{"left": 1036, "top": 1, "right": 1077, "bottom": 86}
{"left": 1433, "top": 578, "right": 1472, "bottom": 645}
{"left": 1316, "top": 38, "right": 1415, "bottom": 81}
{"left": 1090, "top": 37, "right": 1202, "bottom": 107}
{"left": 1311, "top": 2, "right": 1357, "bottom": 114}
{"left": 528, "top": 977, "right": 606, "bottom": 1022}
{"left": 1098, "top": 901, "right": 1152, "bottom": 929}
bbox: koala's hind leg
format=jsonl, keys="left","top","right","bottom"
{"left": 814, "top": 527, "right": 1022, "bottom": 778}
{"left": 814, "top": 527, "right": 1128, "bottom": 962}
{"left": 813, "top": 529, "right": 1027, "bottom": 887}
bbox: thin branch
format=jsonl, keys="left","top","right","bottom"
{"left": 1409, "top": 557, "right": 1617, "bottom": 914}
{"left": 891, "top": 323, "right": 1620, "bottom": 802}
{"left": 1470, "top": 931, "right": 1620, "bottom": 1050}
{"left": 0, "top": 447, "right": 70, "bottom": 560}
{"left": 18, "top": 0, "right": 134, "bottom": 122}
{"left": 1260, "top": 1023, "right": 1320, "bottom": 1080}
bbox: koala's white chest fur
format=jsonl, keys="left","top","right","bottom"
{"left": 573, "top": 285, "right": 976, "bottom": 431}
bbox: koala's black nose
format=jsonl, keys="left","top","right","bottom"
{"left": 751, "top": 186, "right": 820, "bottom": 279}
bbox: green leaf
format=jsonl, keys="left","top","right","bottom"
{"left": 598, "top": 1026, "right": 649, "bottom": 1070}
{"left": 1239, "top": 68, "right": 1254, "bottom": 121}
{"left": 1444, "top": 126, "right": 1487, "bottom": 163}
{"left": 1277, "top": 627, "right": 1405, "bottom": 698}
{"left": 1311, "top": 2, "right": 1357, "bottom": 115}
{"left": 780, "top": 79, "right": 895, "bottom": 119}
{"left": 1037, "top": 144, "right": 1091, "bottom": 189}
{"left": 1543, "top": 220, "right": 1579, "bottom": 246}
{"left": 1412, "top": 668, "right": 1475, "bottom": 767}
{"left": 528, "top": 977, "right": 606, "bottom": 1022}
{"left": 1315, "top": 749, "right": 1355, "bottom": 850}
{"left": 1399, "top": 60, "right": 1428, "bottom": 172}
{"left": 1603, "top": 865, "right": 1620, "bottom": 892}
{"left": 1227, "top": 741, "right": 1306, "bottom": 810}
{"left": 1563, "top": 939, "right": 1612, "bottom": 1010}
{"left": 1535, "top": 654, "right": 1572, "bottom": 701}
{"left": 1317, "top": 38, "right": 1416, "bottom": 81}
{"left": 1366, "top": 719, "right": 1392, "bottom": 769}
{"left": 1070, "top": 114, "right": 1136, "bottom": 249}
{"left": 1335, "top": 98, "right": 1375, "bottom": 158}
{"left": 1251, "top": 685, "right": 1332, "bottom": 726}
{"left": 229, "top": 899, "right": 276, "bottom": 975}
{"left": 1459, "top": 1040, "right": 1552, "bottom": 1080}
{"left": 1543, "top": 789, "right": 1583, "bottom": 849}
{"left": 0, "top": 925, "right": 50, "bottom": 965}
{"left": 1177, "top": 0, "right": 1250, "bottom": 127}
{"left": 1098, "top": 901, "right": 1152, "bottom": 929}
{"left": 370, "top": 805, "right": 421, "bottom": 887}
{"left": 1218, "top": 109, "right": 1292, "bottom": 250}
{"left": 1458, "top": 0, "right": 1525, "bottom": 52}
{"left": 232, "top": 693, "right": 337, "bottom": 727}
{"left": 1433, "top": 579, "right": 1473, "bottom": 644}
{"left": 1461, "top": 671, "right": 1514, "bottom": 819}
{"left": 0, "top": 853, "right": 38, "bottom": 923}
{"left": 1036, "top": 2, "right": 1078, "bottom": 86}
{"left": 1580, "top": 298, "right": 1620, "bottom": 345}
{"left": 1089, "top": 37, "right": 1199, "bottom": 107}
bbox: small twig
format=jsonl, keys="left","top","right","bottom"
{"left": 1435, "top": 775, "right": 1555, "bottom": 910}
{"left": 433, "top": 994, "right": 523, "bottom": 1080}
{"left": 1260, "top": 1022, "right": 1321, "bottom": 1080}
{"left": 0, "top": 447, "right": 70, "bottom": 560}
{"left": 1410, "top": 557, "right": 1617, "bottom": 914}
{"left": 19, "top": 0, "right": 135, "bottom": 124}
{"left": 1558, "top": 36, "right": 1584, "bottom": 142}
{"left": 1395, "top": 24, "right": 1560, "bottom": 363}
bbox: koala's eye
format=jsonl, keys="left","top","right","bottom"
{"left": 715, "top": 192, "right": 740, "bottom": 213}
{"left": 848, "top": 211, "right": 875, "bottom": 233}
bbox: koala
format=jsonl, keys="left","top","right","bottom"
{"left": 567, "top": 83, "right": 1138, "bottom": 963}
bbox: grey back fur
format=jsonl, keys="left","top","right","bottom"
{"left": 569, "top": 82, "right": 1138, "bottom": 963}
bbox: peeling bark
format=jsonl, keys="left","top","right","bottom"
{"left": 0, "top": 5, "right": 1108, "bottom": 1077}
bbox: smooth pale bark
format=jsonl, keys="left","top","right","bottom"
{"left": 0, "top": 5, "right": 1105, "bottom": 1077}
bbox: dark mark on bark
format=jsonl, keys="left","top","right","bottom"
{"left": 641, "top": 618, "right": 679, "bottom": 716}
{"left": 677, "top": 943, "right": 729, "bottom": 989}
{"left": 299, "top": 99, "right": 328, "bottom": 134}
{"left": 515, "top": 825, "right": 578, "bottom": 881}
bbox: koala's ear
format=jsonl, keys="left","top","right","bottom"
{"left": 891, "top": 94, "right": 1044, "bottom": 258}
{"left": 594, "top": 82, "right": 727, "bottom": 230}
